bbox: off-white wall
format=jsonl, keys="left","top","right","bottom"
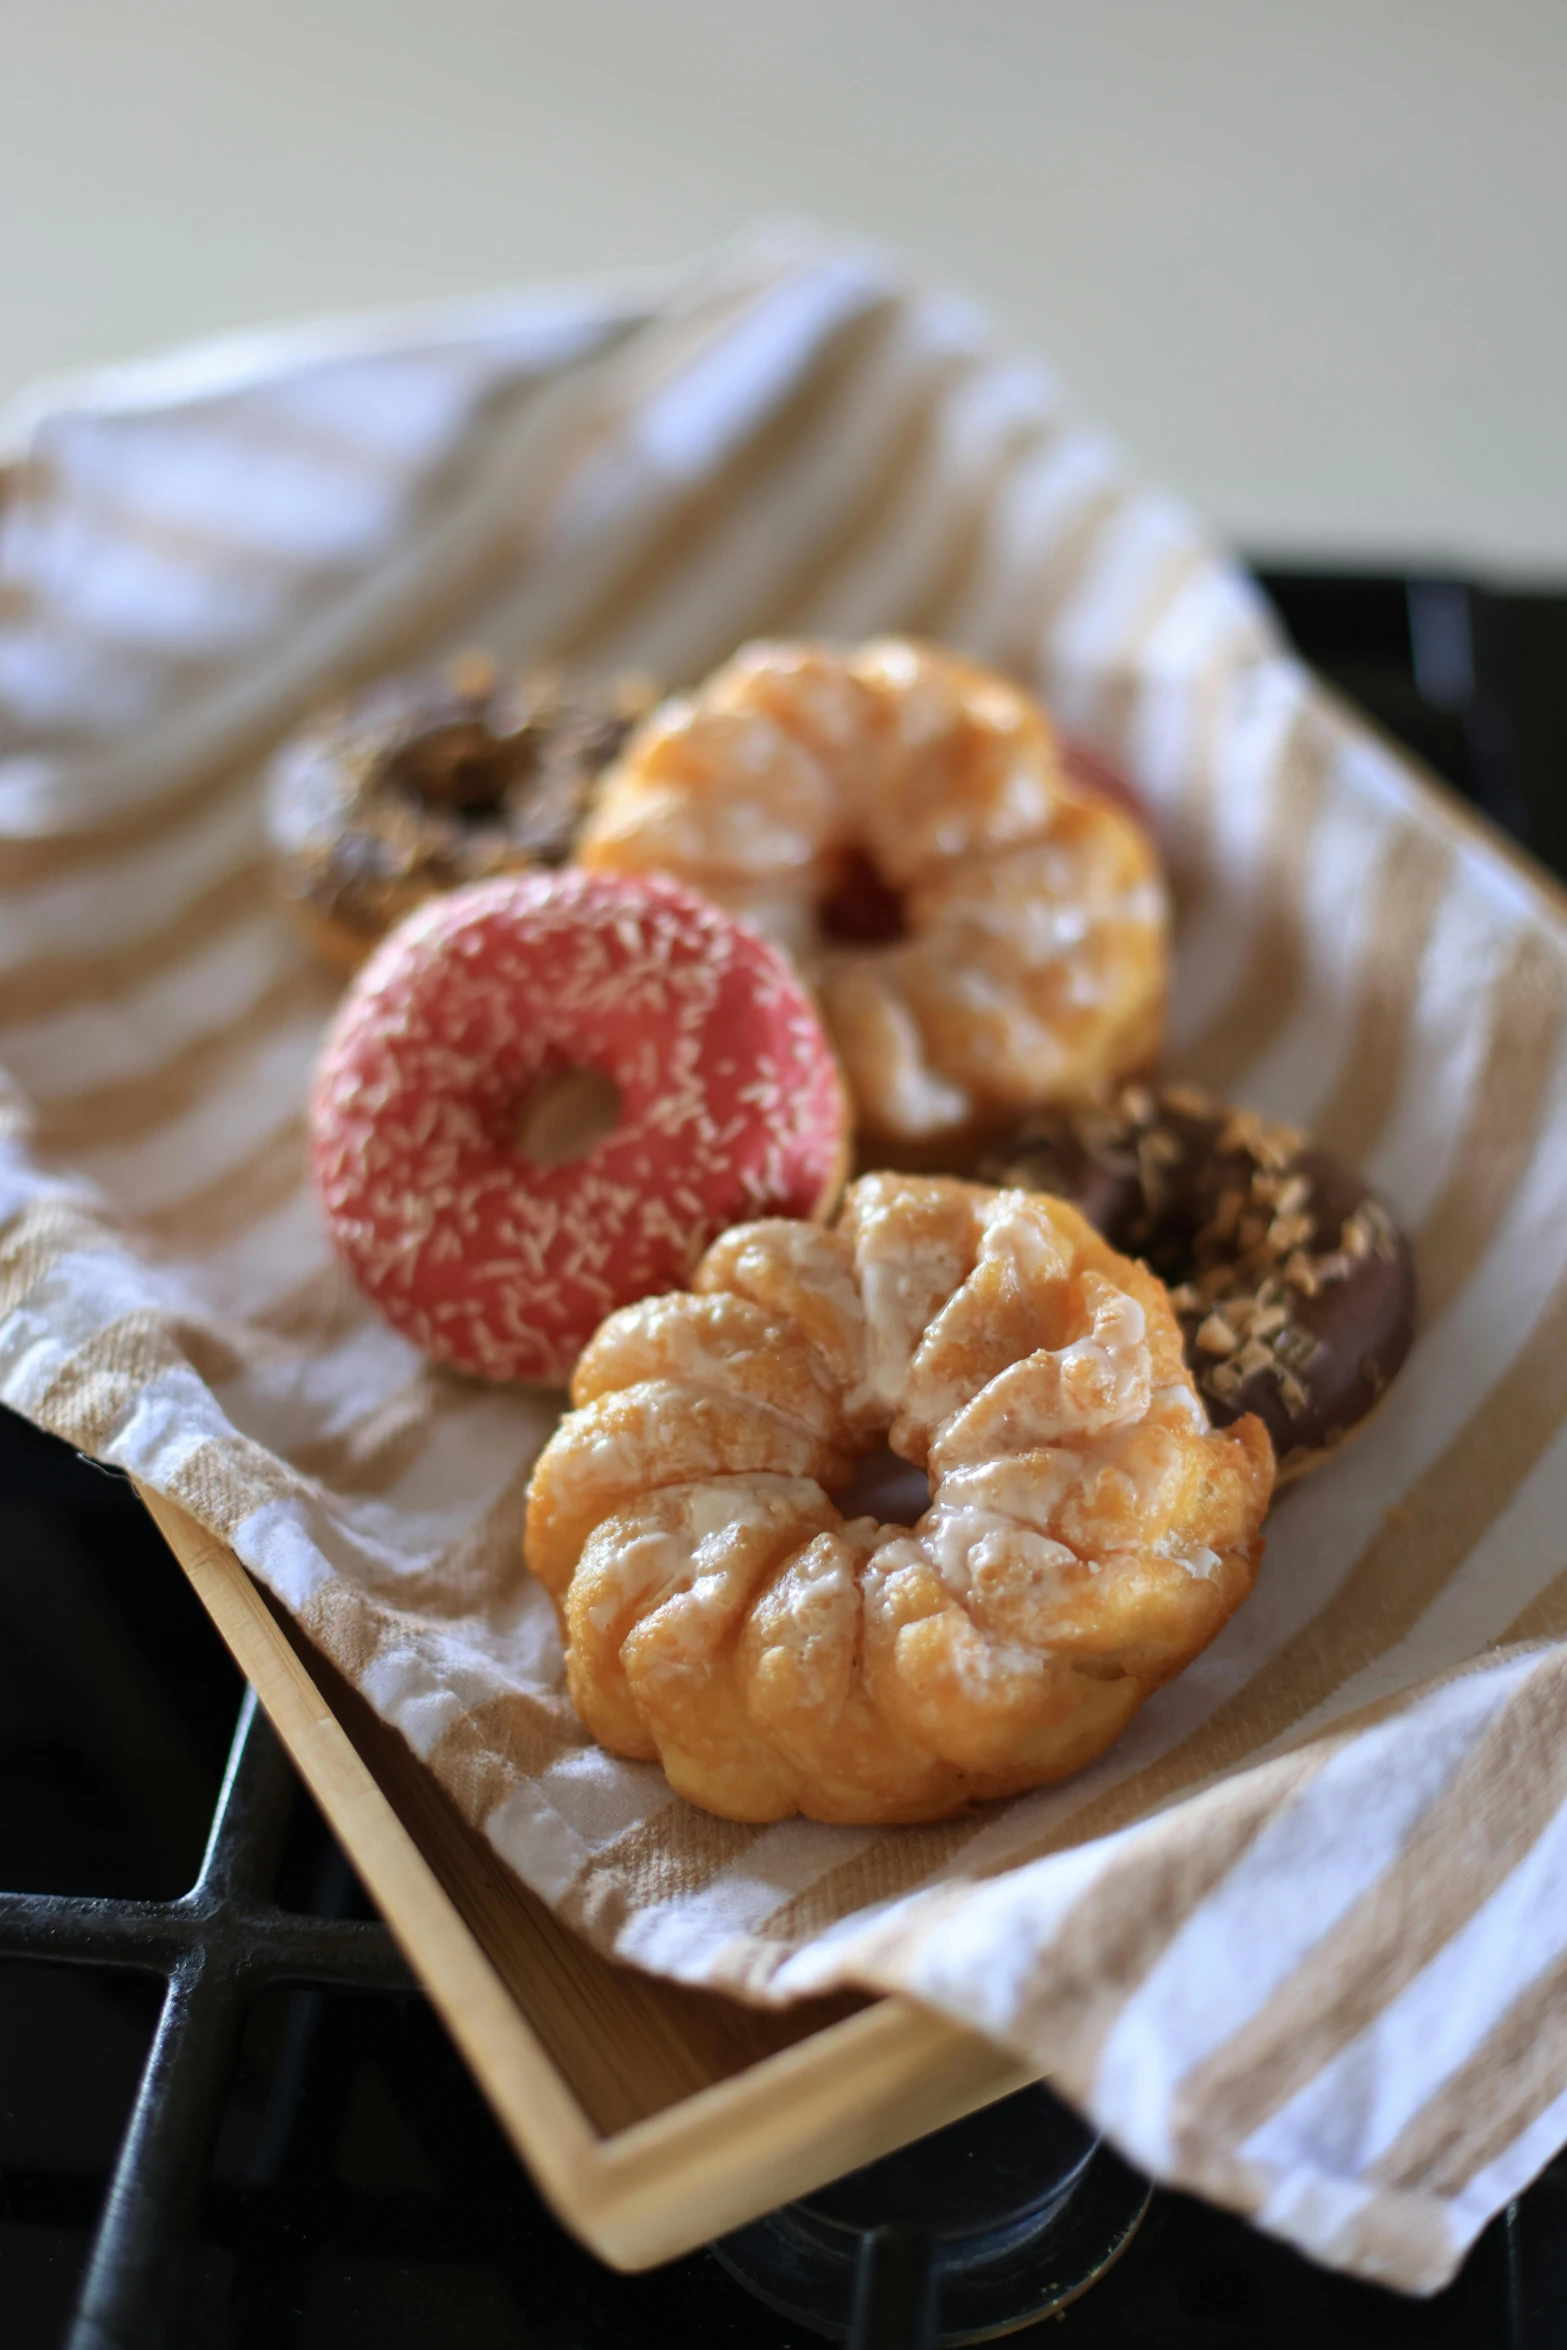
{"left": 6, "top": 1, "right": 1564, "bottom": 573}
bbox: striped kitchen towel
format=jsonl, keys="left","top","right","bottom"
{"left": 2, "top": 222, "right": 1564, "bottom": 2292}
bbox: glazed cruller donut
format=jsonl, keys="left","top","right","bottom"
{"left": 525, "top": 1174, "right": 1274, "bottom": 1825}
{"left": 578, "top": 640, "right": 1167, "bottom": 1156}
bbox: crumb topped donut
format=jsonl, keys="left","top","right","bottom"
{"left": 576, "top": 640, "right": 1167, "bottom": 1156}
{"left": 979, "top": 1082, "right": 1417, "bottom": 1480}
{"left": 268, "top": 658, "right": 656, "bottom": 972}
{"left": 311, "top": 870, "right": 851, "bottom": 1383}
{"left": 524, "top": 1174, "right": 1273, "bottom": 1823}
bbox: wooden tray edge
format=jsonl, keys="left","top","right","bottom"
{"left": 138, "top": 1488, "right": 1034, "bottom": 2267}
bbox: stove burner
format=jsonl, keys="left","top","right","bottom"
{"left": 713, "top": 2085, "right": 1151, "bottom": 2345}
{"left": 0, "top": 1687, "right": 413, "bottom": 2350}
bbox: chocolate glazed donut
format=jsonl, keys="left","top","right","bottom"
{"left": 266, "top": 657, "right": 658, "bottom": 972}
{"left": 978, "top": 1082, "right": 1417, "bottom": 1482}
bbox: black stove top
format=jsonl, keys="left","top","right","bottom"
{"left": 4, "top": 569, "right": 1566, "bottom": 2349}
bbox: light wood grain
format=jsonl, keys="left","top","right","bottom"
{"left": 137, "top": 1488, "right": 1035, "bottom": 2267}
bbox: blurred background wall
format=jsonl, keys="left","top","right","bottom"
{"left": 5, "top": 0, "right": 1563, "bottom": 574}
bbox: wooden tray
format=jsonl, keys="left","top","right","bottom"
{"left": 137, "top": 1488, "right": 1036, "bottom": 2269}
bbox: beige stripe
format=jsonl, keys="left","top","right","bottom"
{"left": 1415, "top": 925, "right": 1567, "bottom": 1324}
{"left": 13, "top": 381, "right": 442, "bottom": 584}
{"left": 156, "top": 1312, "right": 262, "bottom": 1393}
{"left": 300, "top": 1590, "right": 540, "bottom": 1746}
{"left": 21, "top": 1305, "right": 199, "bottom": 1455}
{"left": 757, "top": 1820, "right": 980, "bottom": 1945}
{"left": 285, "top": 1370, "right": 485, "bottom": 1500}
{"left": 1176, "top": 704, "right": 1332, "bottom": 1093}
{"left": 1168, "top": 1650, "right": 1567, "bottom": 2162}
{"left": 1370, "top": 1939, "right": 1567, "bottom": 2197}
{"left": 248, "top": 1256, "right": 362, "bottom": 1344}
{"left": 154, "top": 1419, "right": 534, "bottom": 1631}
{"left": 8, "top": 482, "right": 296, "bottom": 608}
{"left": 0, "top": 752, "right": 264, "bottom": 894}
{"left": 1309, "top": 825, "right": 1455, "bottom": 1164}
{"left": 0, "top": 857, "right": 271, "bottom": 1026}
{"left": 547, "top": 295, "right": 903, "bottom": 669}
{"left": 0, "top": 306, "right": 654, "bottom": 895}
{"left": 746, "top": 353, "right": 988, "bottom": 641}
{"left": 159, "top": 1306, "right": 399, "bottom": 1410}
{"left": 760, "top": 1662, "right": 1439, "bottom": 1958}
{"left": 133, "top": 1116, "right": 308, "bottom": 1253}
{"left": 324, "top": 271, "right": 803, "bottom": 686}
{"left": 161, "top": 1303, "right": 463, "bottom": 1478}
{"left": 1067, "top": 543, "right": 1212, "bottom": 769}
{"left": 0, "top": 1190, "right": 117, "bottom": 1319}
{"left": 1158, "top": 622, "right": 1266, "bottom": 904}
{"left": 884, "top": 418, "right": 1054, "bottom": 647}
{"left": 561, "top": 1804, "right": 768, "bottom": 1952}
{"left": 404, "top": 1461, "right": 548, "bottom": 1613}
{"left": 1016, "top": 1736, "right": 1344, "bottom": 2100}
{"left": 0, "top": 371, "right": 507, "bottom": 888}
{"left": 424, "top": 1685, "right": 579, "bottom": 1826}
{"left": 144, "top": 1424, "right": 296, "bottom": 1545}
{"left": 145, "top": 1311, "right": 537, "bottom": 1537}
{"left": 0, "top": 379, "right": 588, "bottom": 896}
{"left": 28, "top": 966, "right": 328, "bottom": 1153}
{"left": 1003, "top": 484, "right": 1130, "bottom": 682}
{"left": 1498, "top": 1572, "right": 1567, "bottom": 1647}
{"left": 1326, "top": 2190, "right": 1457, "bottom": 2300}
{"left": 959, "top": 1671, "right": 1451, "bottom": 1911}
{"left": 290, "top": 1448, "right": 542, "bottom": 1645}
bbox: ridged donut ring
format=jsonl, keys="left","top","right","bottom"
{"left": 524, "top": 1174, "right": 1274, "bottom": 1824}
{"left": 577, "top": 640, "right": 1167, "bottom": 1156}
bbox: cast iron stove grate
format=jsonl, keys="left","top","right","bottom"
{"left": 3, "top": 569, "right": 1567, "bottom": 2348}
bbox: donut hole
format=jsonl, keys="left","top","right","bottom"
{"left": 515, "top": 1064, "right": 623, "bottom": 1167}
{"left": 818, "top": 847, "right": 909, "bottom": 947}
{"left": 384, "top": 717, "right": 535, "bottom": 819}
{"left": 833, "top": 1440, "right": 931, "bottom": 1527}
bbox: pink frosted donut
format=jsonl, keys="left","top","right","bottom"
{"left": 311, "top": 870, "right": 851, "bottom": 1382}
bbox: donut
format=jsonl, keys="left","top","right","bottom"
{"left": 576, "top": 639, "right": 1167, "bottom": 1158}
{"left": 310, "top": 870, "right": 851, "bottom": 1384}
{"left": 524, "top": 1174, "right": 1274, "bottom": 1824}
{"left": 977, "top": 1082, "right": 1417, "bottom": 1481}
{"left": 267, "top": 656, "right": 657, "bottom": 973}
